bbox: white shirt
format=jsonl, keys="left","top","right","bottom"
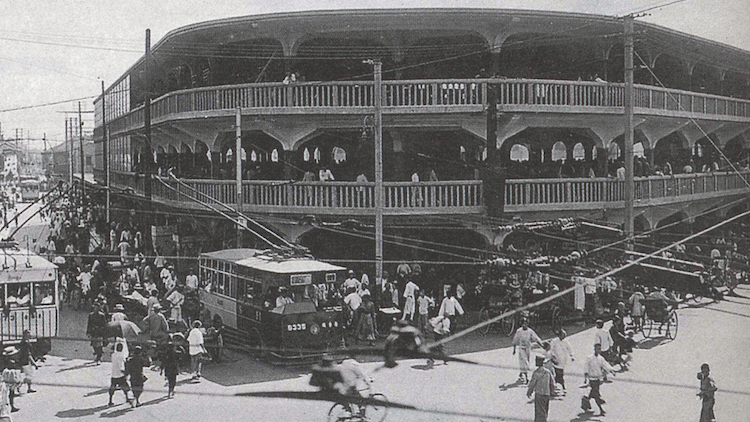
{"left": 594, "top": 328, "right": 613, "bottom": 352}
{"left": 550, "top": 337, "right": 574, "bottom": 369}
{"left": 438, "top": 296, "right": 464, "bottom": 317}
{"left": 344, "top": 292, "right": 362, "bottom": 311}
{"left": 585, "top": 353, "right": 614, "bottom": 380}
{"left": 403, "top": 281, "right": 419, "bottom": 299}
{"left": 186, "top": 274, "right": 199, "bottom": 289}
{"left": 111, "top": 312, "right": 127, "bottom": 322}
{"left": 187, "top": 327, "right": 204, "bottom": 356}
{"left": 512, "top": 327, "right": 542, "bottom": 348}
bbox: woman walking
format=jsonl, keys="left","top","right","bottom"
{"left": 126, "top": 346, "right": 148, "bottom": 407}
{"left": 161, "top": 340, "right": 182, "bottom": 398}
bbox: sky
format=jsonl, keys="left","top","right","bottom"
{"left": 0, "top": 0, "right": 748, "bottom": 148}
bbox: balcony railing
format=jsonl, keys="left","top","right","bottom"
{"left": 106, "top": 78, "right": 750, "bottom": 134}
{"left": 149, "top": 178, "right": 483, "bottom": 214}
{"left": 104, "top": 170, "right": 750, "bottom": 215}
{"left": 504, "top": 171, "right": 750, "bottom": 207}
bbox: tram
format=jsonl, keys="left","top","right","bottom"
{"left": 198, "top": 248, "right": 348, "bottom": 357}
{"left": 0, "top": 243, "right": 58, "bottom": 354}
{"left": 18, "top": 177, "right": 41, "bottom": 202}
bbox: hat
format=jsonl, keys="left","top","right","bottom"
{"left": 509, "top": 279, "right": 521, "bottom": 288}
{"left": 152, "top": 303, "right": 162, "bottom": 310}
{"left": 595, "top": 319, "right": 604, "bottom": 324}
{"left": 114, "top": 304, "right": 125, "bottom": 311}
{"left": 348, "top": 270, "right": 355, "bottom": 275}
{"left": 2, "top": 346, "right": 18, "bottom": 356}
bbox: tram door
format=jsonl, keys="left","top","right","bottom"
{"left": 236, "top": 276, "right": 263, "bottom": 334}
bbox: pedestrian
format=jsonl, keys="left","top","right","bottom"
{"left": 697, "top": 363, "right": 717, "bottom": 422}
{"left": 0, "top": 370, "right": 11, "bottom": 422}
{"left": 108, "top": 338, "right": 133, "bottom": 407}
{"left": 427, "top": 314, "right": 450, "bottom": 368}
{"left": 402, "top": 278, "right": 419, "bottom": 322}
{"left": 86, "top": 304, "right": 107, "bottom": 364}
{"left": 582, "top": 343, "right": 614, "bottom": 416}
{"left": 111, "top": 303, "right": 127, "bottom": 322}
{"left": 628, "top": 287, "right": 645, "bottom": 330}
{"left": 416, "top": 290, "right": 434, "bottom": 332}
{"left": 125, "top": 345, "right": 148, "bottom": 407}
{"left": 1, "top": 348, "right": 21, "bottom": 413}
{"left": 527, "top": 356, "right": 555, "bottom": 422}
{"left": 17, "top": 331, "right": 37, "bottom": 394}
{"left": 593, "top": 319, "right": 614, "bottom": 367}
{"left": 512, "top": 318, "right": 542, "bottom": 384}
{"left": 549, "top": 329, "right": 574, "bottom": 394}
{"left": 438, "top": 285, "right": 464, "bottom": 327}
{"left": 167, "top": 286, "right": 185, "bottom": 324}
{"left": 160, "top": 341, "right": 182, "bottom": 398}
{"left": 187, "top": 320, "right": 205, "bottom": 380}
{"left": 356, "top": 293, "right": 377, "bottom": 346}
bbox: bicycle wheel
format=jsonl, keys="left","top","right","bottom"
{"left": 365, "top": 393, "right": 389, "bottom": 422}
{"left": 643, "top": 317, "right": 653, "bottom": 339}
{"left": 478, "top": 308, "right": 491, "bottom": 336}
{"left": 328, "top": 403, "right": 351, "bottom": 422}
{"left": 550, "top": 306, "right": 562, "bottom": 333}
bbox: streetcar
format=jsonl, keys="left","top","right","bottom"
{"left": 198, "top": 248, "right": 348, "bottom": 358}
{"left": 18, "top": 176, "right": 41, "bottom": 202}
{"left": 0, "top": 242, "right": 58, "bottom": 355}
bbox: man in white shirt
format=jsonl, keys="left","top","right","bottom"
{"left": 550, "top": 329, "right": 575, "bottom": 393}
{"left": 583, "top": 344, "right": 614, "bottom": 416}
{"left": 593, "top": 319, "right": 614, "bottom": 364}
{"left": 342, "top": 271, "right": 360, "bottom": 292}
{"left": 402, "top": 279, "right": 419, "bottom": 322}
{"left": 187, "top": 321, "right": 205, "bottom": 380}
{"left": 108, "top": 339, "right": 132, "bottom": 406}
{"left": 438, "top": 287, "right": 464, "bottom": 324}
{"left": 185, "top": 269, "right": 199, "bottom": 291}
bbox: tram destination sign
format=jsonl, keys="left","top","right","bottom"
{"left": 290, "top": 273, "right": 312, "bottom": 286}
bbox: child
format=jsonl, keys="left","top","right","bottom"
{"left": 416, "top": 290, "right": 434, "bottom": 332}
{"left": 620, "top": 331, "right": 636, "bottom": 370}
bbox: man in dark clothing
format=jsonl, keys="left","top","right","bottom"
{"left": 160, "top": 341, "right": 183, "bottom": 399}
{"left": 126, "top": 346, "right": 148, "bottom": 407}
{"left": 142, "top": 303, "right": 170, "bottom": 368}
{"left": 18, "top": 330, "right": 38, "bottom": 393}
{"left": 86, "top": 304, "right": 107, "bottom": 364}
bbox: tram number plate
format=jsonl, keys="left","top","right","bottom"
{"left": 287, "top": 323, "right": 307, "bottom": 332}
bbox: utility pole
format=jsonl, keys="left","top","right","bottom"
{"left": 365, "top": 59, "right": 384, "bottom": 283}
{"left": 235, "top": 108, "right": 243, "bottom": 247}
{"left": 66, "top": 118, "right": 73, "bottom": 187}
{"left": 102, "top": 80, "right": 110, "bottom": 223}
{"left": 143, "top": 29, "right": 153, "bottom": 201}
{"left": 78, "top": 102, "right": 86, "bottom": 200}
{"left": 623, "top": 15, "right": 635, "bottom": 244}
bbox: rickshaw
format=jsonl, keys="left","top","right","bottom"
{"left": 642, "top": 297, "right": 678, "bottom": 340}
{"left": 477, "top": 283, "right": 517, "bottom": 336}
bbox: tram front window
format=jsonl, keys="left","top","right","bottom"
{"left": 7, "top": 284, "right": 31, "bottom": 307}
{"left": 33, "top": 282, "right": 55, "bottom": 305}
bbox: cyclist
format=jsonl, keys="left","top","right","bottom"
{"left": 310, "top": 356, "right": 372, "bottom": 417}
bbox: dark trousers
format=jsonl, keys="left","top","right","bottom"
{"left": 534, "top": 394, "right": 550, "bottom": 422}
{"left": 587, "top": 379, "right": 604, "bottom": 407}
{"left": 109, "top": 376, "right": 131, "bottom": 402}
{"left": 700, "top": 397, "right": 715, "bottom": 422}
{"left": 166, "top": 373, "right": 177, "bottom": 393}
{"left": 554, "top": 367, "right": 565, "bottom": 389}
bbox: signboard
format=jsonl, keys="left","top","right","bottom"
{"left": 290, "top": 274, "right": 312, "bottom": 286}
{"left": 325, "top": 273, "right": 337, "bottom": 283}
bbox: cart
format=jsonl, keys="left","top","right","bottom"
{"left": 642, "top": 298, "right": 678, "bottom": 340}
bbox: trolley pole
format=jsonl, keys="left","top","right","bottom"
{"left": 143, "top": 29, "right": 153, "bottom": 201}
{"left": 78, "top": 102, "right": 86, "bottom": 201}
{"left": 365, "top": 59, "right": 384, "bottom": 283}
{"left": 235, "top": 108, "right": 243, "bottom": 247}
{"left": 624, "top": 15, "right": 635, "bottom": 246}
{"left": 65, "top": 118, "right": 72, "bottom": 187}
{"left": 102, "top": 80, "right": 110, "bottom": 223}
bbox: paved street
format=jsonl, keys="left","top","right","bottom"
{"left": 8, "top": 284, "right": 750, "bottom": 422}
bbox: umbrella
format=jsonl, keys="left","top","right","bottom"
{"left": 106, "top": 320, "right": 142, "bottom": 340}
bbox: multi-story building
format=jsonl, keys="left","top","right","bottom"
{"left": 93, "top": 9, "right": 750, "bottom": 260}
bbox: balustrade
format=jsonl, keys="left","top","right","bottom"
{"left": 104, "top": 78, "right": 750, "bottom": 135}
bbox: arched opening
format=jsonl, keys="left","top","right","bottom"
{"left": 211, "top": 39, "right": 285, "bottom": 84}
{"left": 572, "top": 143, "right": 586, "bottom": 161}
{"left": 218, "top": 131, "right": 285, "bottom": 180}
{"left": 296, "top": 36, "right": 391, "bottom": 81}
{"left": 500, "top": 33, "right": 599, "bottom": 80}
{"left": 606, "top": 45, "right": 651, "bottom": 84}
{"left": 501, "top": 128, "right": 600, "bottom": 178}
{"left": 633, "top": 215, "right": 650, "bottom": 234}
{"left": 690, "top": 62, "right": 721, "bottom": 94}
{"left": 722, "top": 70, "right": 750, "bottom": 99}
{"left": 651, "top": 54, "right": 689, "bottom": 90}
{"left": 551, "top": 141, "right": 567, "bottom": 161}
{"left": 509, "top": 144, "right": 530, "bottom": 162}
{"left": 401, "top": 33, "right": 490, "bottom": 79}
{"left": 723, "top": 136, "right": 745, "bottom": 166}
{"left": 655, "top": 212, "right": 691, "bottom": 244}
{"left": 653, "top": 133, "right": 688, "bottom": 172}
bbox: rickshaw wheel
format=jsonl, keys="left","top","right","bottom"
{"left": 643, "top": 316, "right": 653, "bottom": 339}
{"left": 666, "top": 311, "right": 678, "bottom": 340}
{"left": 478, "top": 308, "right": 491, "bottom": 336}
{"left": 500, "top": 307, "right": 516, "bottom": 337}
{"left": 365, "top": 393, "right": 389, "bottom": 422}
{"left": 327, "top": 403, "right": 351, "bottom": 422}
{"left": 550, "top": 306, "right": 562, "bottom": 333}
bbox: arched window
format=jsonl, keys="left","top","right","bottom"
{"left": 572, "top": 143, "right": 586, "bottom": 160}
{"left": 303, "top": 147, "right": 310, "bottom": 162}
{"left": 694, "top": 143, "right": 703, "bottom": 157}
{"left": 271, "top": 149, "right": 279, "bottom": 162}
{"left": 332, "top": 146, "right": 347, "bottom": 164}
{"left": 634, "top": 142, "right": 645, "bottom": 158}
{"left": 551, "top": 141, "right": 567, "bottom": 162}
{"left": 592, "top": 147, "right": 597, "bottom": 160}
{"left": 509, "top": 144, "right": 529, "bottom": 162}
{"left": 240, "top": 147, "right": 247, "bottom": 161}
{"left": 314, "top": 147, "right": 321, "bottom": 163}
{"left": 226, "top": 148, "right": 233, "bottom": 159}
{"left": 250, "top": 150, "right": 258, "bottom": 162}
{"left": 608, "top": 143, "right": 621, "bottom": 160}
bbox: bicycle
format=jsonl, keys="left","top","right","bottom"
{"left": 326, "top": 372, "right": 388, "bottom": 422}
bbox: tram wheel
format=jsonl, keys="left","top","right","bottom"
{"left": 327, "top": 403, "right": 350, "bottom": 422}
{"left": 666, "top": 311, "right": 678, "bottom": 341}
{"left": 478, "top": 308, "right": 491, "bottom": 336}
{"left": 500, "top": 308, "right": 516, "bottom": 337}
{"left": 550, "top": 307, "right": 562, "bottom": 333}
{"left": 643, "top": 317, "right": 653, "bottom": 339}
{"left": 247, "top": 328, "right": 266, "bottom": 357}
{"left": 365, "top": 393, "right": 389, "bottom": 422}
